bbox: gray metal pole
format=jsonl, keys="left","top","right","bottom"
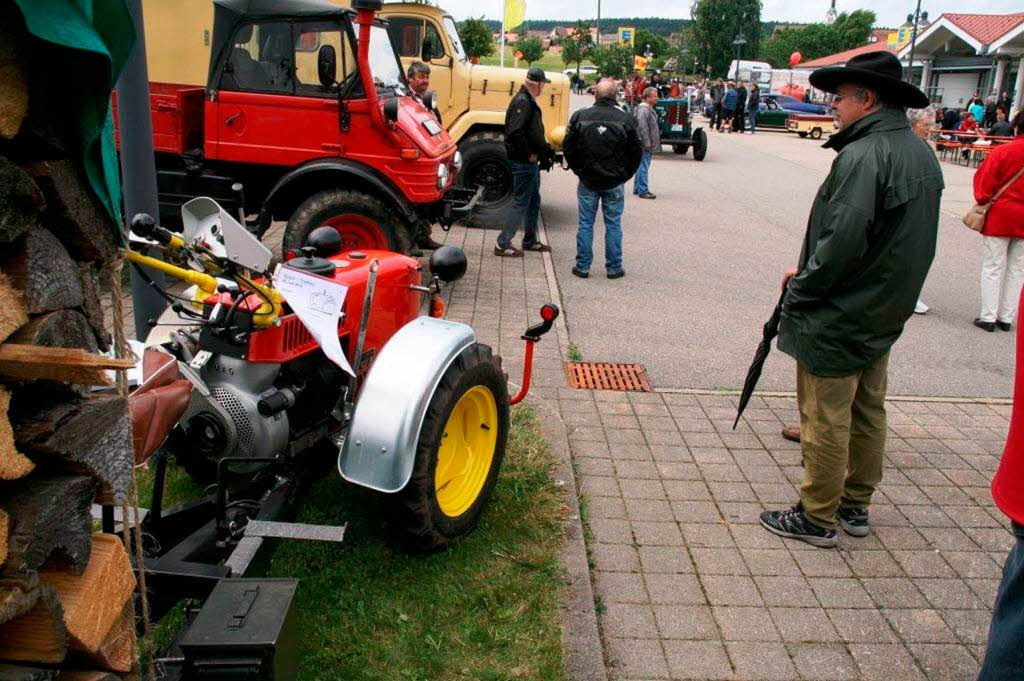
{"left": 116, "top": 0, "right": 167, "bottom": 341}
{"left": 906, "top": 0, "right": 922, "bottom": 84}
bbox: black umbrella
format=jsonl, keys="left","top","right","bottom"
{"left": 733, "top": 288, "right": 788, "bottom": 429}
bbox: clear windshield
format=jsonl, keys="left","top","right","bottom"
{"left": 443, "top": 17, "right": 466, "bottom": 62}
{"left": 367, "top": 25, "right": 405, "bottom": 93}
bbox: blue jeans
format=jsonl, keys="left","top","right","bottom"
{"left": 980, "top": 523, "right": 1024, "bottom": 680}
{"left": 498, "top": 161, "right": 541, "bottom": 249}
{"left": 633, "top": 153, "right": 652, "bottom": 195}
{"left": 576, "top": 183, "right": 624, "bottom": 274}
{"left": 748, "top": 109, "right": 757, "bottom": 133}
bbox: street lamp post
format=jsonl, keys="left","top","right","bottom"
{"left": 733, "top": 33, "right": 747, "bottom": 79}
{"left": 905, "top": 1, "right": 926, "bottom": 84}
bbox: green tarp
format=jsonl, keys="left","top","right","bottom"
{"left": 11, "top": 0, "right": 135, "bottom": 244}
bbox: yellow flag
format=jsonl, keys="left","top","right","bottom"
{"left": 504, "top": 0, "right": 526, "bottom": 31}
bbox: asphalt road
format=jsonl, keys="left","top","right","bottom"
{"left": 538, "top": 94, "right": 1013, "bottom": 398}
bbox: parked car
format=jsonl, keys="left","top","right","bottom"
{"left": 763, "top": 93, "right": 829, "bottom": 115}
{"left": 702, "top": 95, "right": 791, "bottom": 130}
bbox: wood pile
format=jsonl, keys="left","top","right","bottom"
{"left": 0, "top": 12, "right": 138, "bottom": 680}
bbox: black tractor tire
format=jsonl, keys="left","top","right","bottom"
{"left": 457, "top": 131, "right": 514, "bottom": 229}
{"left": 673, "top": 144, "right": 689, "bottom": 155}
{"left": 692, "top": 128, "right": 708, "bottom": 161}
{"left": 386, "top": 343, "right": 509, "bottom": 553}
{"left": 809, "top": 127, "right": 823, "bottom": 140}
{"left": 281, "top": 189, "right": 412, "bottom": 257}
{"left": 797, "top": 131, "right": 808, "bottom": 138}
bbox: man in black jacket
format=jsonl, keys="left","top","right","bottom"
{"left": 495, "top": 67, "right": 554, "bottom": 258}
{"left": 563, "top": 78, "right": 643, "bottom": 279}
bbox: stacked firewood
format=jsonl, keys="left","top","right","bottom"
{"left": 0, "top": 14, "right": 140, "bottom": 681}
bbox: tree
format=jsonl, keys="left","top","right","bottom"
{"left": 458, "top": 17, "right": 495, "bottom": 60}
{"left": 561, "top": 21, "right": 594, "bottom": 72}
{"left": 633, "top": 29, "right": 669, "bottom": 59}
{"left": 760, "top": 10, "right": 874, "bottom": 68}
{"left": 591, "top": 46, "right": 635, "bottom": 79}
{"left": 690, "top": 0, "right": 762, "bottom": 78}
{"left": 514, "top": 36, "right": 544, "bottom": 65}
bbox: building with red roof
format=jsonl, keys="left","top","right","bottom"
{"left": 895, "top": 12, "right": 1024, "bottom": 112}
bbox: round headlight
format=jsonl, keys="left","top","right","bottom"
{"left": 437, "top": 162, "right": 449, "bottom": 189}
{"left": 453, "top": 151, "right": 463, "bottom": 173}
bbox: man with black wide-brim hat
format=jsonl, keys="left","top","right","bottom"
{"left": 759, "top": 52, "right": 943, "bottom": 548}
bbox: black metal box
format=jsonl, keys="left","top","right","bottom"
{"left": 180, "top": 578, "right": 299, "bottom": 680}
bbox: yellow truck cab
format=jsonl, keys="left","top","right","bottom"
{"left": 358, "top": 2, "right": 570, "bottom": 225}
{"left": 141, "top": 0, "right": 570, "bottom": 226}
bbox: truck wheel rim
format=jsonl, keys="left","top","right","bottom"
{"left": 468, "top": 161, "right": 512, "bottom": 205}
{"left": 322, "top": 214, "right": 388, "bottom": 251}
{"left": 435, "top": 385, "right": 498, "bottom": 518}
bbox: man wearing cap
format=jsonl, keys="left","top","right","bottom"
{"left": 407, "top": 61, "right": 444, "bottom": 250}
{"left": 759, "top": 52, "right": 943, "bottom": 548}
{"left": 496, "top": 67, "right": 554, "bottom": 258}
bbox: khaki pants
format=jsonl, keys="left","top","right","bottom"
{"left": 797, "top": 353, "right": 889, "bottom": 530}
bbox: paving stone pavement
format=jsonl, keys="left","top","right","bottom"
{"left": 563, "top": 387, "right": 1009, "bottom": 681}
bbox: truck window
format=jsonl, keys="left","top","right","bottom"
{"left": 424, "top": 23, "right": 444, "bottom": 59}
{"left": 387, "top": 17, "right": 424, "bottom": 58}
{"left": 294, "top": 21, "right": 356, "bottom": 96}
{"left": 442, "top": 17, "right": 465, "bottom": 62}
{"left": 221, "top": 22, "right": 294, "bottom": 94}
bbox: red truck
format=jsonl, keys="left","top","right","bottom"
{"left": 115, "top": 0, "right": 477, "bottom": 253}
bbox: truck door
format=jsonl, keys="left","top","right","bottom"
{"left": 209, "top": 20, "right": 349, "bottom": 166}
{"left": 386, "top": 16, "right": 453, "bottom": 124}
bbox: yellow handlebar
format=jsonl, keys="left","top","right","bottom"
{"left": 123, "top": 249, "right": 282, "bottom": 327}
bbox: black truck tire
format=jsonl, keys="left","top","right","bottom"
{"left": 281, "top": 189, "right": 412, "bottom": 256}
{"left": 809, "top": 127, "right": 823, "bottom": 140}
{"left": 386, "top": 342, "right": 509, "bottom": 553}
{"left": 692, "top": 128, "right": 708, "bottom": 161}
{"left": 457, "top": 131, "right": 514, "bottom": 229}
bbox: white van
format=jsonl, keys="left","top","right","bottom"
{"left": 564, "top": 66, "right": 598, "bottom": 77}
{"left": 728, "top": 59, "right": 772, "bottom": 83}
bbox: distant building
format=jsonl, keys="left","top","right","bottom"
{"left": 896, "top": 12, "right": 1024, "bottom": 109}
{"left": 794, "top": 12, "right": 1024, "bottom": 112}
{"left": 825, "top": 0, "right": 837, "bottom": 25}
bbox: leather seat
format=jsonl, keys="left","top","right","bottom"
{"left": 129, "top": 349, "right": 192, "bottom": 465}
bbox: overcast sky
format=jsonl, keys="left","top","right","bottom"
{"left": 443, "top": 0, "right": 1022, "bottom": 31}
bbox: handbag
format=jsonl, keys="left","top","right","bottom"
{"left": 964, "top": 164, "right": 1024, "bottom": 232}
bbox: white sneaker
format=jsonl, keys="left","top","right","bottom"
{"left": 914, "top": 300, "right": 929, "bottom": 314}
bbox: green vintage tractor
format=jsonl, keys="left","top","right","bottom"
{"left": 652, "top": 97, "right": 707, "bottom": 160}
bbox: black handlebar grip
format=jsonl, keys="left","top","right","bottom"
{"left": 130, "top": 213, "right": 176, "bottom": 246}
{"left": 130, "top": 213, "right": 157, "bottom": 237}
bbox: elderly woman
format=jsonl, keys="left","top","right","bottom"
{"left": 973, "top": 111, "right": 1024, "bottom": 332}
{"left": 907, "top": 106, "right": 938, "bottom": 314}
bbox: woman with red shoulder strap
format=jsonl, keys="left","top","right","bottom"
{"left": 973, "top": 112, "right": 1024, "bottom": 333}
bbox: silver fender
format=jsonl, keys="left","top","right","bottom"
{"left": 338, "top": 317, "right": 476, "bottom": 492}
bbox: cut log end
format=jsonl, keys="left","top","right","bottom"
{"left": 10, "top": 310, "right": 98, "bottom": 354}
{"left": 74, "top": 601, "right": 134, "bottom": 673}
{"left": 1, "top": 387, "right": 34, "bottom": 481}
{"left": 0, "top": 474, "right": 96, "bottom": 575}
{"left": 0, "top": 271, "right": 29, "bottom": 344}
{"left": 0, "top": 226, "right": 84, "bottom": 315}
{"left": 11, "top": 392, "right": 133, "bottom": 505}
{"left": 0, "top": 585, "right": 67, "bottom": 664}
{"left": 41, "top": 534, "right": 135, "bottom": 655}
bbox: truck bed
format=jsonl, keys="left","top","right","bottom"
{"left": 112, "top": 82, "right": 205, "bottom": 156}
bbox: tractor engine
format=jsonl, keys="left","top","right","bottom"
{"left": 172, "top": 355, "right": 288, "bottom": 474}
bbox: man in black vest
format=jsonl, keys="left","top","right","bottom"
{"left": 495, "top": 67, "right": 554, "bottom": 257}
{"left": 563, "top": 78, "right": 643, "bottom": 279}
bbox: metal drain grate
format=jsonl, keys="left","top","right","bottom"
{"left": 564, "top": 362, "right": 653, "bottom": 392}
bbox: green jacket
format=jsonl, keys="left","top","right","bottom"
{"left": 778, "top": 108, "right": 944, "bottom": 377}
